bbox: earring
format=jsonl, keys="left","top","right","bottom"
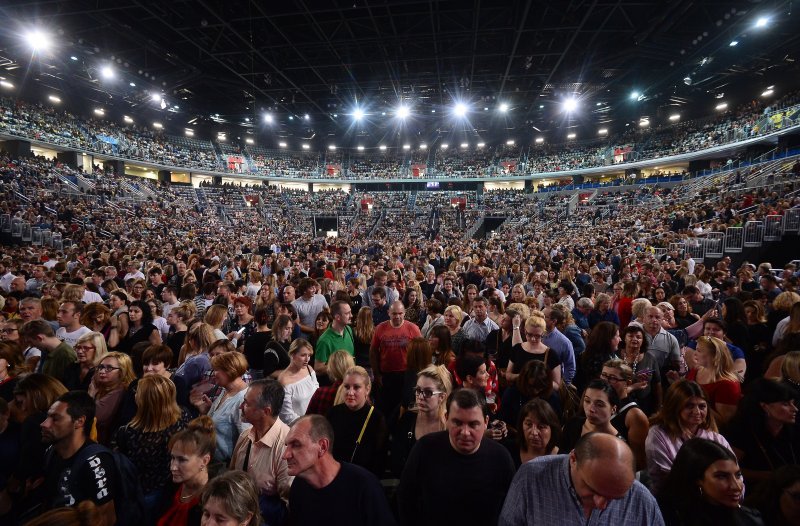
{"left": 698, "top": 486, "right": 703, "bottom": 496}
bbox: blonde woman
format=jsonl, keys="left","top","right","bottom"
{"left": 90, "top": 351, "right": 136, "bottom": 445}
{"left": 306, "top": 350, "right": 356, "bottom": 416}
{"left": 277, "top": 338, "right": 319, "bottom": 424}
{"left": 203, "top": 304, "right": 229, "bottom": 341}
{"left": 686, "top": 335, "right": 741, "bottom": 424}
{"left": 63, "top": 331, "right": 109, "bottom": 391}
{"left": 443, "top": 305, "right": 466, "bottom": 355}
{"left": 174, "top": 322, "right": 216, "bottom": 389}
{"left": 506, "top": 312, "right": 561, "bottom": 389}
{"left": 390, "top": 364, "right": 452, "bottom": 477}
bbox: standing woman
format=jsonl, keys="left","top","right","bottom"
{"left": 225, "top": 297, "right": 256, "bottom": 350}
{"left": 601, "top": 359, "right": 650, "bottom": 470}
{"left": 80, "top": 303, "right": 120, "bottom": 349}
{"left": 685, "top": 336, "right": 741, "bottom": 425}
{"left": 420, "top": 298, "right": 445, "bottom": 339}
{"left": 509, "top": 399, "right": 561, "bottom": 469}
{"left": 617, "top": 281, "right": 638, "bottom": 329}
{"left": 203, "top": 305, "right": 229, "bottom": 342}
{"left": 115, "top": 374, "right": 191, "bottom": 521}
{"left": 403, "top": 287, "right": 423, "bottom": 327}
{"left": 108, "top": 290, "right": 130, "bottom": 344}
{"left": 645, "top": 379, "right": 731, "bottom": 495}
{"left": 262, "top": 314, "right": 292, "bottom": 379}
{"left": 90, "top": 351, "right": 136, "bottom": 445}
{"left": 443, "top": 305, "right": 467, "bottom": 355}
{"left": 157, "top": 416, "right": 216, "bottom": 526}
{"left": 174, "top": 323, "right": 216, "bottom": 390}
{"left": 743, "top": 300, "right": 771, "bottom": 376}
{"left": 574, "top": 321, "right": 620, "bottom": 393}
{"left": 254, "top": 283, "right": 277, "bottom": 328}
{"left": 277, "top": 338, "right": 319, "bottom": 424}
{"left": 0, "top": 342, "right": 25, "bottom": 401}
{"left": 721, "top": 297, "right": 751, "bottom": 354}
{"left": 165, "top": 304, "right": 193, "bottom": 366}
{"left": 559, "top": 379, "right": 621, "bottom": 453}
{"left": 117, "top": 300, "right": 161, "bottom": 355}
{"left": 390, "top": 364, "right": 452, "bottom": 477}
{"left": 428, "top": 325, "right": 456, "bottom": 368}
{"left": 618, "top": 324, "right": 662, "bottom": 415}
{"left": 305, "top": 350, "right": 356, "bottom": 416}
{"left": 506, "top": 312, "right": 561, "bottom": 389}
{"left": 63, "top": 332, "right": 108, "bottom": 392}
{"left": 353, "top": 307, "right": 374, "bottom": 371}
{"left": 191, "top": 351, "right": 250, "bottom": 464}
{"left": 327, "top": 365, "right": 388, "bottom": 477}
{"left": 671, "top": 295, "right": 701, "bottom": 330}
{"left": 487, "top": 307, "right": 523, "bottom": 378}
{"left": 462, "top": 284, "right": 478, "bottom": 316}
{"left": 242, "top": 306, "right": 271, "bottom": 380}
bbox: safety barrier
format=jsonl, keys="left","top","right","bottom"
{"left": 743, "top": 221, "right": 764, "bottom": 248}
{"left": 764, "top": 215, "right": 784, "bottom": 242}
{"left": 704, "top": 233, "right": 725, "bottom": 259}
{"left": 785, "top": 207, "right": 800, "bottom": 233}
{"left": 685, "top": 239, "right": 704, "bottom": 262}
{"left": 724, "top": 227, "right": 744, "bottom": 253}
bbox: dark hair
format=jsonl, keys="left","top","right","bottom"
{"left": 620, "top": 325, "right": 649, "bottom": 355}
{"left": 200, "top": 471, "right": 260, "bottom": 526}
{"left": 585, "top": 322, "right": 620, "bottom": 358}
{"left": 447, "top": 387, "right": 488, "bottom": 418}
{"left": 583, "top": 379, "right": 621, "bottom": 409}
{"left": 141, "top": 344, "right": 174, "bottom": 368}
{"left": 517, "top": 359, "right": 553, "bottom": 399}
{"left": 660, "top": 438, "right": 738, "bottom": 510}
{"left": 56, "top": 390, "right": 96, "bottom": 436}
{"left": 329, "top": 300, "right": 349, "bottom": 318}
{"left": 746, "top": 465, "right": 800, "bottom": 524}
{"left": 371, "top": 286, "right": 387, "bottom": 299}
{"left": 703, "top": 317, "right": 727, "bottom": 334}
{"left": 248, "top": 379, "right": 285, "bottom": 416}
{"left": 517, "top": 398, "right": 561, "bottom": 454}
{"left": 455, "top": 354, "right": 485, "bottom": 385}
{"left": 129, "top": 300, "right": 154, "bottom": 325}
{"left": 733, "top": 378, "right": 796, "bottom": 433}
{"left": 722, "top": 297, "right": 747, "bottom": 326}
{"left": 292, "top": 414, "right": 335, "bottom": 449}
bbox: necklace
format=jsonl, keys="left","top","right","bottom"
{"left": 623, "top": 350, "right": 639, "bottom": 375}
{"left": 179, "top": 486, "right": 199, "bottom": 502}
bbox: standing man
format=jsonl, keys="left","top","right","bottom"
{"left": 56, "top": 301, "right": 92, "bottom": 347}
{"left": 160, "top": 285, "right": 180, "bottom": 319}
{"left": 398, "top": 389, "right": 516, "bottom": 526}
{"left": 20, "top": 320, "right": 76, "bottom": 383}
{"left": 292, "top": 278, "right": 329, "bottom": 335}
{"left": 314, "top": 301, "right": 354, "bottom": 377}
{"left": 39, "top": 391, "right": 120, "bottom": 526}
{"left": 542, "top": 307, "right": 577, "bottom": 385}
{"left": 461, "top": 296, "right": 499, "bottom": 343}
{"left": 370, "top": 301, "right": 421, "bottom": 416}
{"left": 499, "top": 433, "right": 663, "bottom": 525}
{"left": 283, "top": 415, "right": 396, "bottom": 526}
{"left": 363, "top": 270, "right": 399, "bottom": 308}
{"left": 642, "top": 306, "right": 682, "bottom": 376}
{"left": 231, "top": 379, "right": 293, "bottom": 523}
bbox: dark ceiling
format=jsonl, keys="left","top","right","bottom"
{"left": 0, "top": 0, "right": 799, "bottom": 146}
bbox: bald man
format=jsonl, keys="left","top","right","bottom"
{"left": 499, "top": 433, "right": 663, "bottom": 525}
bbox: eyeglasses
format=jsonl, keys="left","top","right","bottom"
{"left": 96, "top": 364, "right": 121, "bottom": 373}
{"left": 525, "top": 332, "right": 543, "bottom": 340}
{"left": 74, "top": 345, "right": 96, "bottom": 352}
{"left": 414, "top": 387, "right": 444, "bottom": 399}
{"left": 600, "top": 373, "right": 624, "bottom": 383}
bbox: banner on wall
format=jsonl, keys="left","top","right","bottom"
{"left": 500, "top": 161, "right": 518, "bottom": 173}
{"left": 412, "top": 164, "right": 426, "bottom": 177}
{"left": 227, "top": 155, "right": 245, "bottom": 173}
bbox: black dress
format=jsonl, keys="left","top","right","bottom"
{"left": 327, "top": 404, "right": 388, "bottom": 477}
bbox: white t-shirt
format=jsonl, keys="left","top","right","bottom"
{"left": 56, "top": 326, "right": 92, "bottom": 347}
{"left": 82, "top": 290, "right": 104, "bottom": 304}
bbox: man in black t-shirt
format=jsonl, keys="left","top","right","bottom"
{"left": 40, "top": 391, "right": 118, "bottom": 525}
{"left": 283, "top": 415, "right": 396, "bottom": 526}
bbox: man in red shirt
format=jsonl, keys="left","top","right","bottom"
{"left": 369, "top": 300, "right": 421, "bottom": 416}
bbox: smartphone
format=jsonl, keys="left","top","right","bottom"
{"left": 636, "top": 369, "right": 654, "bottom": 380}
{"left": 236, "top": 326, "right": 247, "bottom": 335}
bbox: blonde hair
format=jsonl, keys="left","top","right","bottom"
{"left": 696, "top": 336, "right": 738, "bottom": 382}
{"left": 130, "top": 375, "right": 182, "bottom": 432}
{"left": 506, "top": 302, "right": 531, "bottom": 320}
{"left": 327, "top": 350, "right": 356, "bottom": 383}
{"left": 179, "top": 322, "right": 216, "bottom": 365}
{"left": 781, "top": 351, "right": 800, "bottom": 382}
{"left": 75, "top": 331, "right": 109, "bottom": 366}
{"left": 631, "top": 298, "right": 653, "bottom": 320}
{"left": 525, "top": 311, "right": 546, "bottom": 331}
{"left": 444, "top": 305, "right": 464, "bottom": 323}
{"left": 415, "top": 364, "right": 453, "bottom": 423}
{"left": 203, "top": 304, "right": 228, "bottom": 328}
{"left": 96, "top": 352, "right": 136, "bottom": 395}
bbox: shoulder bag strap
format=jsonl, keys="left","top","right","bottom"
{"left": 350, "top": 405, "right": 375, "bottom": 463}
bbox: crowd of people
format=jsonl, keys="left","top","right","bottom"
{"left": 2, "top": 88, "right": 798, "bottom": 183}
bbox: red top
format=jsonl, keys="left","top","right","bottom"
{"left": 157, "top": 486, "right": 200, "bottom": 526}
{"left": 617, "top": 297, "right": 633, "bottom": 329}
{"left": 686, "top": 369, "right": 742, "bottom": 408}
{"left": 370, "top": 321, "right": 422, "bottom": 373}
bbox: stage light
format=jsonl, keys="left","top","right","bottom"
{"left": 755, "top": 16, "right": 769, "bottom": 28}
{"left": 715, "top": 102, "right": 728, "bottom": 111}
{"left": 506, "top": 140, "right": 515, "bottom": 146}
{"left": 124, "top": 116, "right": 134, "bottom": 123}
{"left": 160, "top": 99, "right": 167, "bottom": 110}
{"left": 402, "top": 144, "right": 411, "bottom": 150}
{"left": 48, "top": 95, "right": 61, "bottom": 103}
{"left": 352, "top": 108, "right": 364, "bottom": 121}
{"left": 567, "top": 133, "right": 576, "bottom": 139}
{"left": 70, "top": 55, "right": 78, "bottom": 61}
{"left": 562, "top": 97, "right": 578, "bottom": 112}
{"left": 94, "top": 108, "right": 105, "bottom": 116}
{"left": 630, "top": 91, "right": 640, "bottom": 100}
{"left": 101, "top": 66, "right": 114, "bottom": 79}
{"left": 301, "top": 143, "right": 310, "bottom": 149}
{"left": 535, "top": 137, "right": 544, "bottom": 144}
{"left": 153, "top": 122, "right": 163, "bottom": 129}
{"left": 761, "top": 89, "right": 774, "bottom": 97}
{"left": 477, "top": 143, "right": 485, "bottom": 148}
{"left": 304, "top": 114, "right": 310, "bottom": 121}
{"left": 288, "top": 116, "right": 294, "bottom": 121}
{"left": 420, "top": 144, "right": 428, "bottom": 149}
{"left": 185, "top": 129, "right": 194, "bottom": 137}
{"left": 264, "top": 114, "right": 273, "bottom": 123}
{"left": 379, "top": 145, "right": 387, "bottom": 151}
{"left": 24, "top": 30, "right": 51, "bottom": 52}
{"left": 328, "top": 145, "right": 336, "bottom": 150}
{"left": 357, "top": 145, "right": 365, "bottom": 151}
{"left": 152, "top": 93, "right": 162, "bottom": 102}
{"left": 639, "top": 119, "right": 650, "bottom": 127}
{"left": 598, "top": 128, "right": 608, "bottom": 135}
{"left": 453, "top": 103, "right": 468, "bottom": 117}
{"left": 396, "top": 105, "right": 410, "bottom": 119}
{"left": 279, "top": 142, "right": 287, "bottom": 148}
{"left": 669, "top": 114, "right": 680, "bottom": 121}
{"left": 441, "top": 144, "right": 449, "bottom": 149}
{"left": 498, "top": 103, "right": 509, "bottom": 112}
{"left": 129, "top": 82, "right": 136, "bottom": 87}
{"left": 729, "top": 40, "right": 739, "bottom": 47}
{"left": 461, "top": 143, "right": 469, "bottom": 149}
{"left": 245, "top": 138, "right": 254, "bottom": 144}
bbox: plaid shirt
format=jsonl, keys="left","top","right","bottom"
{"left": 305, "top": 380, "right": 341, "bottom": 416}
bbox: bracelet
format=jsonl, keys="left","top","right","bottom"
{"left": 513, "top": 325, "right": 520, "bottom": 330}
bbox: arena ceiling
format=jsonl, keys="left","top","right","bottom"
{"left": 1, "top": 0, "right": 799, "bottom": 145}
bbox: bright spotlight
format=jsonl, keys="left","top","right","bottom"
{"left": 153, "top": 122, "right": 163, "bottom": 129}
{"left": 477, "top": 143, "right": 485, "bottom": 148}
{"left": 498, "top": 103, "right": 509, "bottom": 113}
{"left": 441, "top": 144, "right": 449, "bottom": 149}
{"left": 535, "top": 137, "right": 544, "bottom": 144}
{"left": 185, "top": 129, "right": 194, "bottom": 136}
{"left": 715, "top": 102, "right": 728, "bottom": 111}
{"left": 101, "top": 66, "right": 114, "bottom": 79}
{"left": 328, "top": 145, "right": 336, "bottom": 150}
{"left": 151, "top": 93, "right": 162, "bottom": 102}
{"left": 639, "top": 119, "right": 650, "bottom": 127}
{"left": 94, "top": 108, "right": 105, "bottom": 116}
{"left": 598, "top": 128, "right": 608, "bottom": 135}
{"left": 761, "top": 89, "right": 774, "bottom": 97}
{"left": 402, "top": 144, "right": 411, "bottom": 150}
{"left": 630, "top": 91, "right": 640, "bottom": 100}
{"left": 357, "top": 145, "right": 365, "bottom": 151}
{"left": 567, "top": 133, "right": 576, "bottom": 139}
{"left": 264, "top": 114, "right": 273, "bottom": 123}
{"left": 304, "top": 114, "right": 310, "bottom": 121}
{"left": 0, "top": 81, "right": 13, "bottom": 89}
{"left": 562, "top": 97, "right": 578, "bottom": 112}
{"left": 48, "top": 95, "right": 61, "bottom": 104}
{"left": 160, "top": 99, "right": 167, "bottom": 110}
{"left": 123, "top": 116, "right": 134, "bottom": 124}
{"left": 245, "top": 138, "right": 254, "bottom": 145}
{"left": 70, "top": 55, "right": 78, "bottom": 61}
{"left": 24, "top": 30, "right": 51, "bottom": 52}
{"left": 379, "top": 145, "right": 387, "bottom": 151}
{"left": 729, "top": 40, "right": 739, "bottom": 47}
{"left": 419, "top": 144, "right": 428, "bottom": 150}
{"left": 506, "top": 140, "right": 515, "bottom": 146}
{"left": 301, "top": 143, "right": 310, "bottom": 149}
{"left": 396, "top": 105, "right": 410, "bottom": 119}
{"left": 453, "top": 103, "right": 468, "bottom": 117}
{"left": 279, "top": 142, "right": 287, "bottom": 148}
{"left": 669, "top": 114, "right": 681, "bottom": 121}
{"left": 755, "top": 16, "right": 769, "bottom": 28}
{"left": 352, "top": 108, "right": 365, "bottom": 121}
{"left": 460, "top": 143, "right": 469, "bottom": 149}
